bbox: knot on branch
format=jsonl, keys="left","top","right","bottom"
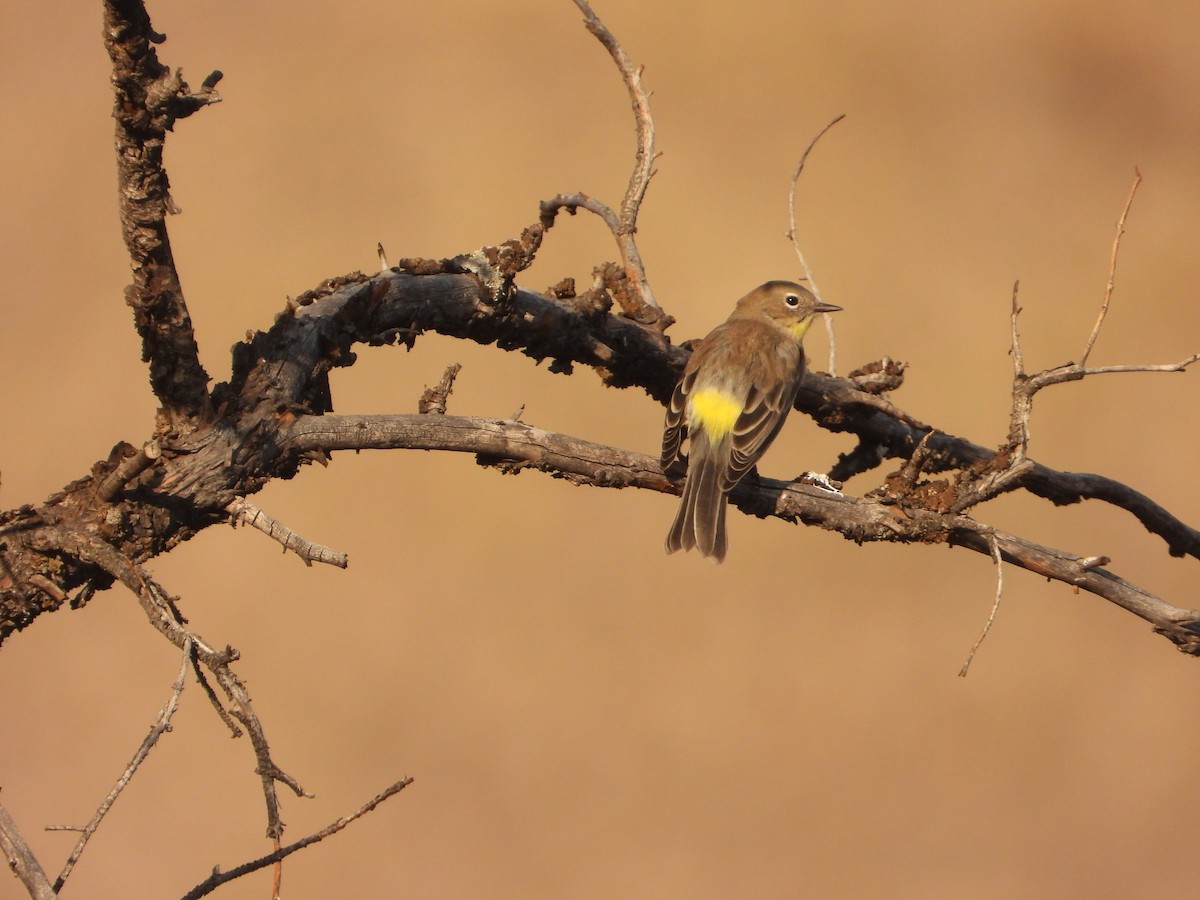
{"left": 870, "top": 431, "right": 959, "bottom": 513}
{"left": 395, "top": 229, "right": 546, "bottom": 307}
{"left": 591, "top": 261, "right": 671, "bottom": 328}
{"left": 877, "top": 469, "right": 957, "bottom": 514}
{"left": 847, "top": 357, "right": 907, "bottom": 394}
{"left": 1153, "top": 617, "right": 1200, "bottom": 656}
{"left": 418, "top": 364, "right": 462, "bottom": 415}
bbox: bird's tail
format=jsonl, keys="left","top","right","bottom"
{"left": 665, "top": 441, "right": 728, "bottom": 562}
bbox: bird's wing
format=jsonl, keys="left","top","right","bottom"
{"left": 725, "top": 370, "right": 801, "bottom": 487}
{"left": 660, "top": 366, "right": 695, "bottom": 469}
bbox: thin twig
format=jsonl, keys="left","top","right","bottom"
{"left": 137, "top": 571, "right": 313, "bottom": 836}
{"left": 180, "top": 778, "right": 414, "bottom": 900}
{"left": 52, "top": 639, "right": 192, "bottom": 892}
{"left": 190, "top": 645, "right": 242, "bottom": 738}
{"left": 272, "top": 836, "right": 283, "bottom": 900}
{"left": 541, "top": 0, "right": 659, "bottom": 314}
{"left": 959, "top": 534, "right": 1004, "bottom": 676}
{"left": 1056, "top": 356, "right": 1200, "bottom": 378}
{"left": 226, "top": 497, "right": 349, "bottom": 568}
{"left": 1007, "top": 280, "right": 1032, "bottom": 455}
{"left": 49, "top": 534, "right": 309, "bottom": 841}
{"left": 1080, "top": 169, "right": 1142, "bottom": 366}
{"left": 570, "top": 0, "right": 656, "bottom": 230}
{"left": 1003, "top": 280, "right": 1199, "bottom": 460}
{"left": 786, "top": 114, "right": 846, "bottom": 276}
{"left": 1009, "top": 280, "right": 1025, "bottom": 378}
{"left": 1013, "top": 353, "right": 1200, "bottom": 400}
{"left": 786, "top": 113, "right": 845, "bottom": 374}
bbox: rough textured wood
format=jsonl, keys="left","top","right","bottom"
{"left": 105, "top": 0, "right": 219, "bottom": 428}
{"left": 3, "top": 264, "right": 1200, "bottom": 650}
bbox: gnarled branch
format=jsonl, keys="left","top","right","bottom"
{"left": 104, "top": 0, "right": 220, "bottom": 428}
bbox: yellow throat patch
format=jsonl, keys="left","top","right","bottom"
{"left": 786, "top": 317, "right": 814, "bottom": 340}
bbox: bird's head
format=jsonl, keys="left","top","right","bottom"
{"left": 734, "top": 280, "right": 842, "bottom": 340}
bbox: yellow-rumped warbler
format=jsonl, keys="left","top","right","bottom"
{"left": 661, "top": 281, "right": 841, "bottom": 562}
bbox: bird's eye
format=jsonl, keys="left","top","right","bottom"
{"left": 785, "top": 294, "right": 800, "bottom": 308}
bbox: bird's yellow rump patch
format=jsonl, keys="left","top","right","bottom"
{"left": 689, "top": 387, "right": 742, "bottom": 442}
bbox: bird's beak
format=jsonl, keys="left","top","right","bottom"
{"left": 814, "top": 301, "right": 843, "bottom": 313}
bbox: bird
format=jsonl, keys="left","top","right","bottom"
{"left": 661, "top": 281, "right": 842, "bottom": 562}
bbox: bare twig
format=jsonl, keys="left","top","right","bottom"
{"left": 1007, "top": 280, "right": 1032, "bottom": 454}
{"left": 51, "top": 639, "right": 192, "bottom": 892}
{"left": 786, "top": 113, "right": 846, "bottom": 279}
{"left": 1037, "top": 355, "right": 1200, "bottom": 382}
{"left": 959, "top": 534, "right": 1004, "bottom": 676}
{"left": 180, "top": 778, "right": 414, "bottom": 900}
{"left": 271, "top": 837, "right": 283, "bottom": 900}
{"left": 226, "top": 498, "right": 350, "bottom": 568}
{"left": 43, "top": 533, "right": 309, "bottom": 840}
{"left": 570, "top": 0, "right": 656, "bottom": 231}
{"left": 541, "top": 0, "right": 660, "bottom": 315}
{"left": 1081, "top": 169, "right": 1143, "bottom": 366}
{"left": 1004, "top": 346, "right": 1199, "bottom": 470}
{"left": 1009, "top": 280, "right": 1025, "bottom": 378}
{"left": 959, "top": 237, "right": 1199, "bottom": 517}
{"left": 537, "top": 194, "right": 659, "bottom": 321}
{"left": 893, "top": 430, "right": 936, "bottom": 489}
{"left": 0, "top": 800, "right": 56, "bottom": 900}
{"left": 786, "top": 113, "right": 845, "bottom": 375}
{"left": 189, "top": 644, "right": 243, "bottom": 738}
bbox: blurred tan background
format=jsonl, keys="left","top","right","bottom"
{"left": 3, "top": 1, "right": 1200, "bottom": 897}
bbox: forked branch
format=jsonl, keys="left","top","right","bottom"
{"left": 540, "top": 0, "right": 661, "bottom": 319}
{"left": 48, "top": 640, "right": 192, "bottom": 892}
{"left": 180, "top": 778, "right": 414, "bottom": 900}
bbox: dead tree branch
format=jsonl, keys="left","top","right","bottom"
{"left": 226, "top": 498, "right": 350, "bottom": 568}
{"left": 959, "top": 534, "right": 1004, "bottom": 677}
{"left": 0, "top": 801, "right": 56, "bottom": 900}
{"left": 46, "top": 526, "right": 309, "bottom": 839}
{"left": 1082, "top": 169, "right": 1142, "bottom": 366}
{"left": 49, "top": 639, "right": 191, "bottom": 892}
{"left": 539, "top": 0, "right": 662, "bottom": 321}
{"left": 276, "top": 412, "right": 1200, "bottom": 651}
{"left": 0, "top": 0, "right": 1198, "bottom": 895}
{"left": 103, "top": 0, "right": 221, "bottom": 430}
{"left": 180, "top": 778, "right": 414, "bottom": 900}
{"left": 3, "top": 260, "right": 1199, "bottom": 647}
